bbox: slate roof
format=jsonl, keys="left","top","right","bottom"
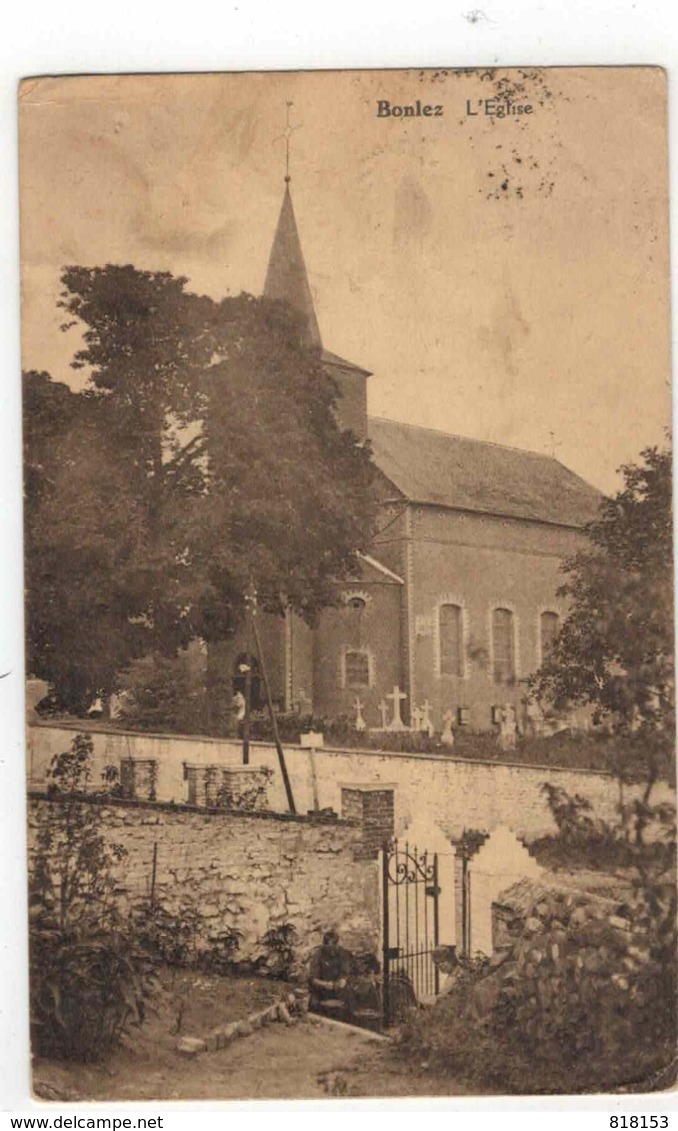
{"left": 368, "top": 417, "right": 602, "bottom": 528}
{"left": 264, "top": 184, "right": 322, "bottom": 349}
{"left": 322, "top": 348, "right": 371, "bottom": 376}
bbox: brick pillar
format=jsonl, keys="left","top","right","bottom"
{"left": 341, "top": 786, "right": 395, "bottom": 860}
{"left": 120, "top": 758, "right": 157, "bottom": 801}
{"left": 185, "top": 764, "right": 271, "bottom": 810}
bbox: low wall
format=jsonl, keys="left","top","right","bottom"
{"left": 27, "top": 793, "right": 380, "bottom": 963}
{"left": 27, "top": 721, "right": 674, "bottom": 843}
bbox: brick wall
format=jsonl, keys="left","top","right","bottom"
{"left": 341, "top": 787, "right": 395, "bottom": 858}
{"left": 312, "top": 580, "right": 403, "bottom": 721}
{"left": 184, "top": 765, "right": 271, "bottom": 809}
{"left": 408, "top": 506, "right": 589, "bottom": 731}
{"left": 27, "top": 793, "right": 380, "bottom": 963}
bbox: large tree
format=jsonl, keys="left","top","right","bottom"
{"left": 25, "top": 266, "right": 376, "bottom": 708}
{"left": 531, "top": 442, "right": 674, "bottom": 788}
{"left": 24, "top": 371, "right": 156, "bottom": 708}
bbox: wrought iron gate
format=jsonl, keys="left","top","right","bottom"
{"left": 381, "top": 839, "right": 441, "bottom": 1026}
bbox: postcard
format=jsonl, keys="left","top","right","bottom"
{"left": 19, "top": 66, "right": 675, "bottom": 1099}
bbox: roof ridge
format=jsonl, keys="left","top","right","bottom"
{"left": 368, "top": 414, "right": 560, "bottom": 464}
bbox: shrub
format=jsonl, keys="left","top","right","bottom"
{"left": 397, "top": 796, "right": 676, "bottom": 1094}
{"left": 256, "top": 923, "right": 298, "bottom": 979}
{"left": 532, "top": 781, "right": 676, "bottom": 872}
{"left": 29, "top": 904, "right": 155, "bottom": 1063}
{"left": 131, "top": 899, "right": 242, "bottom": 975}
{"left": 29, "top": 735, "right": 157, "bottom": 1062}
{"left": 116, "top": 651, "right": 209, "bottom": 735}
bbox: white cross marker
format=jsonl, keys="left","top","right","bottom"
{"left": 386, "top": 685, "right": 408, "bottom": 731}
{"left": 354, "top": 696, "right": 366, "bottom": 731}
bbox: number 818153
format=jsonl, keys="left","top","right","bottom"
{"left": 610, "top": 1118, "right": 668, "bottom": 1128}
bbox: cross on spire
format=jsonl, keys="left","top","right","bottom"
{"left": 264, "top": 104, "right": 322, "bottom": 350}
{"left": 274, "top": 101, "right": 301, "bottom": 185}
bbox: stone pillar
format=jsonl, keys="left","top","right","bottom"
{"left": 341, "top": 785, "right": 395, "bottom": 859}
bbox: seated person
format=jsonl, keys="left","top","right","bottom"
{"left": 344, "top": 952, "right": 381, "bottom": 1022}
{"left": 308, "top": 929, "right": 352, "bottom": 1014}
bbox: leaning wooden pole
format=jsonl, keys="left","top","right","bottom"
{"left": 241, "top": 604, "right": 254, "bottom": 766}
{"left": 251, "top": 610, "right": 297, "bottom": 814}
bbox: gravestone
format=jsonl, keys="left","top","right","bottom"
{"left": 468, "top": 825, "right": 542, "bottom": 956}
{"left": 353, "top": 696, "right": 367, "bottom": 732}
{"left": 441, "top": 710, "right": 455, "bottom": 747}
{"left": 385, "top": 685, "right": 408, "bottom": 731}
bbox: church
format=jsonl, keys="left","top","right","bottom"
{"left": 208, "top": 178, "right": 602, "bottom": 735}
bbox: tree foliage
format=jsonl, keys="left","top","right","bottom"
{"left": 24, "top": 371, "right": 155, "bottom": 711}
{"left": 531, "top": 443, "right": 674, "bottom": 786}
{"left": 29, "top": 736, "right": 156, "bottom": 1062}
{"left": 24, "top": 265, "right": 376, "bottom": 708}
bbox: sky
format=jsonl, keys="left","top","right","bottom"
{"left": 19, "top": 66, "right": 671, "bottom": 493}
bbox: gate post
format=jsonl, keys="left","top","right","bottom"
{"left": 381, "top": 845, "right": 391, "bottom": 1027}
{"left": 433, "top": 853, "right": 440, "bottom": 995}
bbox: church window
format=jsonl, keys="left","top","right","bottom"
{"left": 343, "top": 589, "right": 371, "bottom": 612}
{"left": 344, "top": 649, "right": 371, "bottom": 688}
{"left": 540, "top": 611, "right": 560, "bottom": 661}
{"left": 439, "top": 603, "right": 463, "bottom": 677}
{"left": 492, "top": 607, "right": 515, "bottom": 683}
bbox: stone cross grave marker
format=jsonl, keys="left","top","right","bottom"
{"left": 385, "top": 685, "right": 408, "bottom": 731}
{"left": 354, "top": 696, "right": 367, "bottom": 732}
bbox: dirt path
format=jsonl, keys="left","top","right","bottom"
{"left": 34, "top": 1015, "right": 467, "bottom": 1101}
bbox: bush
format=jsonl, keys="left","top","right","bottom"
{"left": 531, "top": 781, "right": 676, "bottom": 872}
{"left": 256, "top": 923, "right": 298, "bottom": 979}
{"left": 131, "top": 899, "right": 242, "bottom": 975}
{"left": 397, "top": 795, "right": 677, "bottom": 1094}
{"left": 29, "top": 906, "right": 155, "bottom": 1063}
{"left": 29, "top": 735, "right": 157, "bottom": 1062}
{"left": 116, "top": 651, "right": 209, "bottom": 735}
{"left": 394, "top": 956, "right": 522, "bottom": 1092}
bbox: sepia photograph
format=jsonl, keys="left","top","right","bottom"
{"left": 19, "top": 66, "right": 675, "bottom": 1100}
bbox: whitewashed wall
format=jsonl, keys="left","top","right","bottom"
{"left": 27, "top": 721, "right": 674, "bottom": 843}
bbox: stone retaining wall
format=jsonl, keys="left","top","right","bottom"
{"left": 27, "top": 793, "right": 380, "bottom": 963}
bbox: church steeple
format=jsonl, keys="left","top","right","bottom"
{"left": 263, "top": 181, "right": 323, "bottom": 350}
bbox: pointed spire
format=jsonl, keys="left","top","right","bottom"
{"left": 263, "top": 183, "right": 322, "bottom": 350}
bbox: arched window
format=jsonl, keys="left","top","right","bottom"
{"left": 492, "top": 608, "right": 515, "bottom": 683}
{"left": 439, "top": 603, "right": 463, "bottom": 677}
{"left": 540, "top": 611, "right": 560, "bottom": 661}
